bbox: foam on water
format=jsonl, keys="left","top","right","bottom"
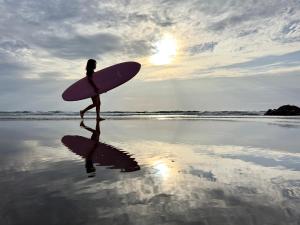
{"left": 0, "top": 110, "right": 267, "bottom": 120}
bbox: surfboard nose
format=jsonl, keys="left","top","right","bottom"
{"left": 126, "top": 61, "right": 141, "bottom": 73}
{"left": 133, "top": 61, "right": 141, "bottom": 72}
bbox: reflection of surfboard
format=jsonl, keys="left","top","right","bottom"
{"left": 61, "top": 135, "right": 140, "bottom": 172}
{"left": 62, "top": 61, "right": 141, "bottom": 101}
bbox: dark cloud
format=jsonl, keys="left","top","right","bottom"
{"left": 127, "top": 12, "right": 150, "bottom": 24}
{"left": 188, "top": 42, "right": 218, "bottom": 55}
{"left": 208, "top": 12, "right": 264, "bottom": 32}
{"left": 2, "top": 0, "right": 176, "bottom": 30}
{"left": 0, "top": 0, "right": 128, "bottom": 38}
{"left": 3, "top": 0, "right": 84, "bottom": 24}
{"left": 151, "top": 10, "right": 176, "bottom": 27}
{"left": 127, "top": 10, "right": 175, "bottom": 27}
{"left": 34, "top": 33, "right": 122, "bottom": 59}
{"left": 124, "top": 40, "right": 152, "bottom": 57}
{"left": 32, "top": 32, "right": 153, "bottom": 59}
{"left": 0, "top": 39, "right": 30, "bottom": 52}
{"left": 282, "top": 20, "right": 300, "bottom": 34}
{"left": 278, "top": 20, "right": 300, "bottom": 43}
{"left": 237, "top": 29, "right": 258, "bottom": 37}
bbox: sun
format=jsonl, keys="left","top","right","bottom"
{"left": 150, "top": 34, "right": 177, "bottom": 65}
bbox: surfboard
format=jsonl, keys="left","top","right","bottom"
{"left": 61, "top": 135, "right": 140, "bottom": 172}
{"left": 62, "top": 61, "right": 141, "bottom": 101}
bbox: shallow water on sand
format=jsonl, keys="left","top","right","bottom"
{"left": 0, "top": 118, "right": 300, "bottom": 225}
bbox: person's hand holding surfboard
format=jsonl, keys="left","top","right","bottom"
{"left": 87, "top": 76, "right": 100, "bottom": 94}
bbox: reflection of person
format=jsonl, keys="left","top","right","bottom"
{"left": 80, "top": 59, "right": 103, "bottom": 121}
{"left": 76, "top": 120, "right": 140, "bottom": 176}
{"left": 80, "top": 120, "right": 100, "bottom": 177}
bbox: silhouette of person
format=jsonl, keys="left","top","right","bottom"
{"left": 61, "top": 120, "right": 140, "bottom": 177}
{"left": 80, "top": 120, "right": 100, "bottom": 177}
{"left": 80, "top": 59, "right": 103, "bottom": 121}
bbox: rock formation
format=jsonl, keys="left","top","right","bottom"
{"left": 265, "top": 105, "right": 300, "bottom": 116}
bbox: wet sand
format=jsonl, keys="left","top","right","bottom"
{"left": 0, "top": 118, "right": 299, "bottom": 225}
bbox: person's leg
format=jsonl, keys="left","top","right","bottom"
{"left": 80, "top": 98, "right": 96, "bottom": 119}
{"left": 95, "top": 96, "right": 101, "bottom": 120}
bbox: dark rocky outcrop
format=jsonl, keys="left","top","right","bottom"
{"left": 265, "top": 105, "right": 300, "bottom": 116}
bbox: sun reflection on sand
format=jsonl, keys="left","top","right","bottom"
{"left": 153, "top": 161, "right": 170, "bottom": 178}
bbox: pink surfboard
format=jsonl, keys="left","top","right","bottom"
{"left": 62, "top": 61, "right": 141, "bottom": 101}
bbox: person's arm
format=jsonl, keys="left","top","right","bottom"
{"left": 87, "top": 76, "right": 99, "bottom": 93}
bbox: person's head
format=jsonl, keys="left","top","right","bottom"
{"left": 86, "top": 59, "right": 96, "bottom": 71}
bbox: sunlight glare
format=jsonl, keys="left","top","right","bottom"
{"left": 154, "top": 161, "right": 170, "bottom": 178}
{"left": 150, "top": 34, "right": 177, "bottom": 65}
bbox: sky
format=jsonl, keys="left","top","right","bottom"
{"left": 1, "top": 0, "right": 300, "bottom": 111}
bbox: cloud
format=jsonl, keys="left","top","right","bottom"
{"left": 277, "top": 20, "right": 300, "bottom": 43}
{"left": 237, "top": 29, "right": 258, "bottom": 37}
{"left": 33, "top": 33, "right": 122, "bottom": 60}
{"left": 220, "top": 50, "right": 300, "bottom": 70}
{"left": 2, "top": 0, "right": 85, "bottom": 24}
{"left": 188, "top": 42, "right": 218, "bottom": 55}
{"left": 281, "top": 20, "right": 300, "bottom": 35}
{"left": 150, "top": 11, "right": 176, "bottom": 27}
{"left": 38, "top": 72, "right": 68, "bottom": 80}
{"left": 0, "top": 61, "right": 29, "bottom": 79}
{"left": 124, "top": 40, "right": 153, "bottom": 57}
{"left": 203, "top": 0, "right": 298, "bottom": 31}
{"left": 0, "top": 39, "right": 30, "bottom": 52}
{"left": 0, "top": 51, "right": 31, "bottom": 79}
